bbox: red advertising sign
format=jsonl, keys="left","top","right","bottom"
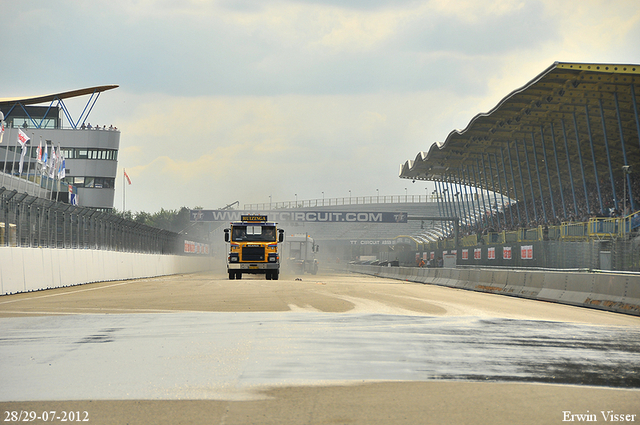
{"left": 503, "top": 246, "right": 512, "bottom": 260}
{"left": 487, "top": 247, "right": 495, "bottom": 260}
{"left": 521, "top": 245, "right": 533, "bottom": 260}
{"left": 474, "top": 248, "right": 482, "bottom": 260}
{"left": 462, "top": 249, "right": 468, "bottom": 260}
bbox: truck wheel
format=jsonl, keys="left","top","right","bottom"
{"left": 229, "top": 271, "right": 235, "bottom": 280}
{"left": 266, "top": 272, "right": 272, "bottom": 280}
{"left": 236, "top": 272, "right": 242, "bottom": 280}
{"left": 273, "top": 271, "right": 279, "bottom": 280}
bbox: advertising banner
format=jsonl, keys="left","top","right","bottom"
{"left": 190, "top": 209, "right": 408, "bottom": 223}
{"left": 184, "top": 240, "right": 210, "bottom": 254}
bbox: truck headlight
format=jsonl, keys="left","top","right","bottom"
{"left": 268, "top": 253, "right": 278, "bottom": 262}
{"left": 229, "top": 254, "right": 239, "bottom": 262}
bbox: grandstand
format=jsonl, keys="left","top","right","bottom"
{"left": 398, "top": 62, "right": 640, "bottom": 271}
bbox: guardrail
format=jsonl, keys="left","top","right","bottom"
{"left": 349, "top": 264, "right": 640, "bottom": 316}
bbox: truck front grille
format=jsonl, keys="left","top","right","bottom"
{"left": 242, "top": 246, "right": 265, "bottom": 261}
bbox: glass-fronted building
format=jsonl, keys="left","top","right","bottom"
{"left": 0, "top": 86, "right": 120, "bottom": 211}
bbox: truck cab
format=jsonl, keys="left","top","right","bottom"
{"left": 224, "top": 215, "right": 284, "bottom": 280}
{"left": 285, "top": 233, "right": 320, "bottom": 275}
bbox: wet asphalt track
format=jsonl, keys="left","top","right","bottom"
{"left": 2, "top": 310, "right": 639, "bottom": 401}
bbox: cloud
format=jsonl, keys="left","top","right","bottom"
{"left": 110, "top": 89, "right": 457, "bottom": 210}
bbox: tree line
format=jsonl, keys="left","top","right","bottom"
{"left": 112, "top": 207, "right": 208, "bottom": 240}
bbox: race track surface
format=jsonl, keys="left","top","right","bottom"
{"left": 1, "top": 270, "right": 638, "bottom": 424}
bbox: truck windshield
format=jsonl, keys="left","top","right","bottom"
{"left": 231, "top": 225, "right": 277, "bottom": 242}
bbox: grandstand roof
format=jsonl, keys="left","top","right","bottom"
{"left": 399, "top": 62, "right": 640, "bottom": 208}
{"left": 0, "top": 85, "right": 119, "bottom": 106}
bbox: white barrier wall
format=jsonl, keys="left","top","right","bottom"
{"left": 0, "top": 247, "right": 214, "bottom": 295}
{"left": 349, "top": 264, "right": 640, "bottom": 316}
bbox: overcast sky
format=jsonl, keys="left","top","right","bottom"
{"left": 2, "top": 0, "right": 639, "bottom": 213}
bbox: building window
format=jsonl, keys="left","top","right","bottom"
{"left": 63, "top": 148, "right": 117, "bottom": 160}
{"left": 65, "top": 176, "right": 114, "bottom": 188}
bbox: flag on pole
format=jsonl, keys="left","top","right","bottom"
{"left": 124, "top": 169, "right": 132, "bottom": 185}
{"left": 17, "top": 129, "right": 30, "bottom": 147}
{"left": 17, "top": 129, "right": 30, "bottom": 174}
{"left": 69, "top": 184, "right": 78, "bottom": 205}
{"left": 19, "top": 144, "right": 27, "bottom": 173}
{"left": 37, "top": 139, "right": 42, "bottom": 162}
{"left": 42, "top": 144, "right": 48, "bottom": 165}
{"left": 0, "top": 111, "right": 5, "bottom": 144}
{"left": 58, "top": 148, "right": 66, "bottom": 180}
{"left": 49, "top": 147, "right": 57, "bottom": 178}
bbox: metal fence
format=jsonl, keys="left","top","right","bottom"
{"left": 245, "top": 194, "right": 443, "bottom": 210}
{"left": 1, "top": 187, "right": 185, "bottom": 254}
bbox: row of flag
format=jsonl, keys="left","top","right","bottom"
{"left": 8, "top": 128, "right": 131, "bottom": 207}
{"left": 16, "top": 128, "right": 77, "bottom": 205}
{"left": 17, "top": 128, "right": 66, "bottom": 179}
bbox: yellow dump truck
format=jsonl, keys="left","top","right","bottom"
{"left": 224, "top": 215, "right": 284, "bottom": 280}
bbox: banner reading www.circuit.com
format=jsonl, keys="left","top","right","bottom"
{"left": 190, "top": 210, "right": 408, "bottom": 223}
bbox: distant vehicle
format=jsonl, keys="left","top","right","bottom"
{"left": 224, "top": 215, "right": 284, "bottom": 280}
{"left": 285, "top": 233, "right": 319, "bottom": 275}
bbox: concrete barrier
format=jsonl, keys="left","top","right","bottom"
{"left": 347, "top": 264, "right": 640, "bottom": 316}
{"left": 585, "top": 274, "right": 640, "bottom": 315}
{"left": 0, "top": 247, "right": 214, "bottom": 295}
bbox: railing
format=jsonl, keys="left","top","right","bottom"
{"left": 546, "top": 226, "right": 562, "bottom": 241}
{"left": 423, "top": 211, "right": 639, "bottom": 250}
{"left": 561, "top": 222, "right": 589, "bottom": 241}
{"left": 3, "top": 121, "right": 121, "bottom": 131}
{"left": 589, "top": 217, "right": 621, "bottom": 238}
{"left": 505, "top": 230, "right": 519, "bottom": 243}
{"left": 518, "top": 228, "right": 539, "bottom": 242}
{"left": 461, "top": 234, "right": 478, "bottom": 247}
{"left": 481, "top": 232, "right": 505, "bottom": 245}
{"left": 245, "top": 195, "right": 438, "bottom": 210}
